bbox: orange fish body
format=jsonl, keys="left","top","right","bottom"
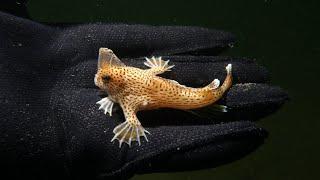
{"left": 95, "top": 48, "right": 232, "bottom": 147}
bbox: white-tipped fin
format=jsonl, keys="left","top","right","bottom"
{"left": 111, "top": 121, "right": 149, "bottom": 148}
{"left": 144, "top": 56, "right": 175, "bottom": 72}
{"left": 96, "top": 97, "right": 114, "bottom": 116}
{"left": 226, "top": 64, "right": 232, "bottom": 74}
{"left": 208, "top": 78, "right": 220, "bottom": 89}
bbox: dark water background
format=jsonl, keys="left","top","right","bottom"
{"left": 27, "top": 0, "right": 319, "bottom": 179}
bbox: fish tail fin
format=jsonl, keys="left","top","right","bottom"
{"left": 220, "top": 64, "right": 233, "bottom": 91}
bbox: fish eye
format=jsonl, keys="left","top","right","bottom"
{"left": 102, "top": 75, "right": 111, "bottom": 82}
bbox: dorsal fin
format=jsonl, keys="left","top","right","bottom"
{"left": 98, "top": 48, "right": 126, "bottom": 69}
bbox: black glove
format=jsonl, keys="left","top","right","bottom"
{"left": 0, "top": 11, "right": 288, "bottom": 180}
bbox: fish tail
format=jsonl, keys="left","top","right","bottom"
{"left": 220, "top": 64, "right": 233, "bottom": 92}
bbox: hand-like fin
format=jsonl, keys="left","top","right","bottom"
{"left": 207, "top": 79, "right": 220, "bottom": 89}
{"left": 144, "top": 56, "right": 174, "bottom": 75}
{"left": 96, "top": 97, "right": 115, "bottom": 116}
{"left": 111, "top": 121, "right": 150, "bottom": 148}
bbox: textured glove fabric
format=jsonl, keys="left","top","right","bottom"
{"left": 0, "top": 12, "right": 287, "bottom": 180}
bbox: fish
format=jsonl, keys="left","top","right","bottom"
{"left": 94, "top": 48, "right": 232, "bottom": 147}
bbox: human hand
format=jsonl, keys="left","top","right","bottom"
{"left": 0, "top": 12, "right": 288, "bottom": 179}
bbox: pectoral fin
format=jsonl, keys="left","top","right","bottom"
{"left": 111, "top": 121, "right": 150, "bottom": 147}
{"left": 96, "top": 97, "right": 115, "bottom": 116}
{"left": 111, "top": 99, "right": 150, "bottom": 147}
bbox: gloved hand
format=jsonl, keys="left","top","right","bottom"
{"left": 0, "top": 11, "right": 288, "bottom": 180}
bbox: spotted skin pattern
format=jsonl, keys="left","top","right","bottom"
{"left": 95, "top": 48, "right": 232, "bottom": 147}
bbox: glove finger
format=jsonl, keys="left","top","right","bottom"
{"left": 58, "top": 60, "right": 287, "bottom": 122}
{"left": 51, "top": 25, "right": 235, "bottom": 58}
{"left": 139, "top": 83, "right": 288, "bottom": 125}
{"left": 66, "top": 56, "right": 269, "bottom": 90}
{"left": 1, "top": 12, "right": 235, "bottom": 66}
{"left": 124, "top": 121, "right": 267, "bottom": 177}
{"left": 124, "top": 56, "right": 270, "bottom": 84}
{"left": 223, "top": 83, "right": 289, "bottom": 120}
{"left": 51, "top": 88, "right": 267, "bottom": 179}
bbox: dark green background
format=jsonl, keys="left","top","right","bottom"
{"left": 27, "top": 0, "right": 319, "bottom": 179}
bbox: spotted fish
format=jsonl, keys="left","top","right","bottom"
{"left": 94, "top": 48, "right": 232, "bottom": 147}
